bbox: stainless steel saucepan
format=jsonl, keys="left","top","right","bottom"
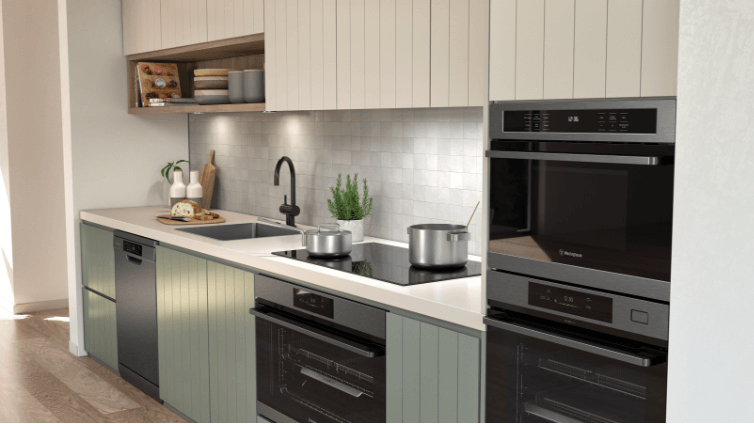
{"left": 408, "top": 224, "right": 470, "bottom": 269}
{"left": 258, "top": 218, "right": 352, "bottom": 258}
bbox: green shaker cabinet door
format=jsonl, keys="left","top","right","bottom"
{"left": 156, "top": 246, "right": 211, "bottom": 423}
{"left": 81, "top": 223, "right": 116, "bottom": 299}
{"left": 82, "top": 288, "right": 118, "bottom": 371}
{"left": 386, "top": 313, "right": 482, "bottom": 423}
{"left": 207, "top": 261, "right": 256, "bottom": 423}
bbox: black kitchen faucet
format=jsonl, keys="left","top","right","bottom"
{"left": 273, "top": 156, "right": 300, "bottom": 227}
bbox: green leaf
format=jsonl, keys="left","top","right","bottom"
{"left": 328, "top": 173, "right": 373, "bottom": 220}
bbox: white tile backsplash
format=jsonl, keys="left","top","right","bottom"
{"left": 189, "top": 107, "right": 484, "bottom": 254}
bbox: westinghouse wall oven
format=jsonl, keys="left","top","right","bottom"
{"left": 486, "top": 98, "right": 676, "bottom": 302}
{"left": 251, "top": 275, "right": 386, "bottom": 423}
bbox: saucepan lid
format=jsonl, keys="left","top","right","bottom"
{"left": 305, "top": 223, "right": 352, "bottom": 236}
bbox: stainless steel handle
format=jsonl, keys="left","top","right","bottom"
{"left": 318, "top": 223, "right": 340, "bottom": 233}
{"left": 447, "top": 232, "right": 471, "bottom": 242}
{"left": 485, "top": 150, "right": 669, "bottom": 166}
{"left": 250, "top": 307, "right": 383, "bottom": 358}
{"left": 125, "top": 253, "right": 143, "bottom": 265}
{"left": 483, "top": 317, "right": 666, "bottom": 367}
{"left": 300, "top": 367, "right": 364, "bottom": 398}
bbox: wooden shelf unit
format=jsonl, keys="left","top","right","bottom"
{"left": 127, "top": 33, "right": 265, "bottom": 115}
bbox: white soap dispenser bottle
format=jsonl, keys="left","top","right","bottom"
{"left": 169, "top": 169, "right": 187, "bottom": 207}
{"left": 187, "top": 170, "right": 203, "bottom": 207}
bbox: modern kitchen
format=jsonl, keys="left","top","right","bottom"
{"left": 0, "top": 0, "right": 751, "bottom": 423}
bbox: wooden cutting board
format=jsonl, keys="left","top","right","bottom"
{"left": 157, "top": 214, "right": 226, "bottom": 225}
{"left": 200, "top": 150, "right": 216, "bottom": 209}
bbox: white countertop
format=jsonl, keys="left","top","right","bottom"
{"left": 80, "top": 206, "right": 485, "bottom": 331}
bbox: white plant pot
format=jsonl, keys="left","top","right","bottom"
{"left": 337, "top": 219, "right": 364, "bottom": 242}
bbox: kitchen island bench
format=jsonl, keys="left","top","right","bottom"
{"left": 80, "top": 206, "right": 485, "bottom": 423}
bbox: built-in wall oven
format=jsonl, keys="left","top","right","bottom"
{"left": 251, "top": 275, "right": 386, "bottom": 423}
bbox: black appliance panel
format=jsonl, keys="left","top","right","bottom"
{"left": 528, "top": 282, "right": 613, "bottom": 323}
{"left": 503, "top": 108, "right": 657, "bottom": 133}
{"left": 294, "top": 288, "right": 335, "bottom": 319}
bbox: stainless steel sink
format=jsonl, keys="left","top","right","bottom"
{"left": 176, "top": 222, "right": 301, "bottom": 241}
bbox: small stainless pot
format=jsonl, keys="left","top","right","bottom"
{"left": 408, "top": 224, "right": 470, "bottom": 269}
{"left": 305, "top": 224, "right": 352, "bottom": 258}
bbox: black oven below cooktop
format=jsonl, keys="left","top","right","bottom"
{"left": 272, "top": 242, "right": 482, "bottom": 286}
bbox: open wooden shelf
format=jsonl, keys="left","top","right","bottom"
{"left": 127, "top": 33, "right": 265, "bottom": 115}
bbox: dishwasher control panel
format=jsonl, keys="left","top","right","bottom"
{"left": 122, "top": 240, "right": 142, "bottom": 257}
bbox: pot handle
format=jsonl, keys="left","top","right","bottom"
{"left": 447, "top": 232, "right": 471, "bottom": 242}
{"left": 318, "top": 223, "right": 340, "bottom": 233}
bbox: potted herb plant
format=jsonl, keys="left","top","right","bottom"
{"left": 327, "top": 174, "right": 373, "bottom": 242}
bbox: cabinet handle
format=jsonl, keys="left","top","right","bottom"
{"left": 300, "top": 367, "right": 365, "bottom": 398}
{"left": 485, "top": 150, "right": 671, "bottom": 166}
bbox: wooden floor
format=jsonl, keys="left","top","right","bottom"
{"left": 0, "top": 308, "right": 185, "bottom": 423}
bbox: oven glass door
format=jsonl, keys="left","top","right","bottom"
{"left": 255, "top": 308, "right": 386, "bottom": 423}
{"left": 485, "top": 317, "right": 667, "bottom": 423}
{"left": 488, "top": 143, "right": 674, "bottom": 282}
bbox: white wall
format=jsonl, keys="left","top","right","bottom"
{"left": 60, "top": 0, "right": 188, "bottom": 354}
{"left": 0, "top": 0, "right": 69, "bottom": 310}
{"left": 667, "top": 1, "right": 754, "bottom": 421}
{"left": 0, "top": 0, "right": 12, "bottom": 312}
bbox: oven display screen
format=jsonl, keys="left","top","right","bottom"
{"left": 528, "top": 282, "right": 612, "bottom": 322}
{"left": 293, "top": 288, "right": 334, "bottom": 319}
{"left": 504, "top": 108, "right": 657, "bottom": 133}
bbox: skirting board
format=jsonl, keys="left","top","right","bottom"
{"left": 13, "top": 298, "right": 69, "bottom": 314}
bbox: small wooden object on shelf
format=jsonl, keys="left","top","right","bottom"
{"left": 200, "top": 150, "right": 217, "bottom": 210}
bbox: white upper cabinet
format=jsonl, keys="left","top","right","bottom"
{"left": 160, "top": 0, "right": 208, "bottom": 50}
{"left": 207, "top": 0, "right": 264, "bottom": 41}
{"left": 490, "top": 0, "right": 680, "bottom": 101}
{"left": 123, "top": 0, "right": 162, "bottom": 55}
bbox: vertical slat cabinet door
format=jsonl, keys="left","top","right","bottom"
{"left": 386, "top": 313, "right": 404, "bottom": 422}
{"left": 207, "top": 0, "right": 229, "bottom": 41}
{"left": 244, "top": 0, "right": 256, "bottom": 34}
{"left": 573, "top": 0, "right": 608, "bottom": 98}
{"left": 264, "top": 0, "right": 277, "bottom": 111}
{"left": 395, "top": 0, "right": 411, "bottom": 109}
{"left": 275, "top": 0, "right": 288, "bottom": 110}
{"left": 430, "top": 0, "right": 450, "bottom": 107}
{"left": 419, "top": 323, "right": 439, "bottom": 422}
{"left": 299, "top": 0, "right": 312, "bottom": 110}
{"left": 515, "top": 0, "right": 545, "bottom": 100}
{"left": 233, "top": 0, "right": 245, "bottom": 37}
{"left": 467, "top": 0, "right": 487, "bottom": 106}
{"left": 449, "top": 0, "right": 470, "bottom": 107}
{"left": 287, "top": 0, "right": 299, "bottom": 110}
{"left": 488, "top": 0, "right": 516, "bottom": 101}
{"left": 81, "top": 223, "right": 115, "bottom": 300}
{"left": 122, "top": 0, "right": 137, "bottom": 54}
{"left": 191, "top": 0, "right": 209, "bottom": 45}
{"left": 380, "top": 0, "right": 396, "bottom": 108}
{"left": 640, "top": 0, "right": 679, "bottom": 97}
{"left": 82, "top": 289, "right": 118, "bottom": 371}
{"left": 543, "top": 0, "right": 575, "bottom": 99}
{"left": 254, "top": 0, "right": 265, "bottom": 33}
{"left": 366, "top": 0, "right": 382, "bottom": 109}
{"left": 438, "top": 328, "right": 459, "bottom": 423}
{"left": 351, "top": 0, "right": 366, "bottom": 109}
{"left": 606, "top": 0, "right": 642, "bottom": 97}
{"left": 457, "top": 333, "right": 481, "bottom": 423}
{"left": 131, "top": 0, "right": 162, "bottom": 53}
{"left": 207, "top": 0, "right": 217, "bottom": 40}
{"left": 244, "top": 271, "right": 257, "bottom": 422}
{"left": 311, "top": 0, "right": 325, "bottom": 110}
{"left": 161, "top": 0, "right": 176, "bottom": 49}
{"left": 402, "top": 318, "right": 421, "bottom": 422}
{"left": 323, "top": 0, "right": 338, "bottom": 109}
{"left": 337, "top": 0, "right": 351, "bottom": 109}
{"left": 412, "top": 0, "right": 430, "bottom": 107}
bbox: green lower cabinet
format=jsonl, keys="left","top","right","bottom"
{"left": 82, "top": 288, "right": 118, "bottom": 371}
{"left": 207, "top": 261, "right": 256, "bottom": 423}
{"left": 156, "top": 246, "right": 211, "bottom": 422}
{"left": 81, "top": 223, "right": 116, "bottom": 299}
{"left": 387, "top": 313, "right": 482, "bottom": 423}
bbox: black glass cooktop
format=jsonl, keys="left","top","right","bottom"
{"left": 272, "top": 242, "right": 482, "bottom": 286}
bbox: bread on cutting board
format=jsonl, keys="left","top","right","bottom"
{"left": 171, "top": 199, "right": 201, "bottom": 217}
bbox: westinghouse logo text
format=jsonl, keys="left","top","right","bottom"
{"left": 559, "top": 249, "right": 583, "bottom": 258}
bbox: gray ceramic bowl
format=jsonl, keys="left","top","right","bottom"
{"left": 194, "top": 89, "right": 229, "bottom": 105}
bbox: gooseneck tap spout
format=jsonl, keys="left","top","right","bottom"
{"left": 273, "top": 156, "right": 300, "bottom": 226}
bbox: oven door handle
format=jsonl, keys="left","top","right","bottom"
{"left": 300, "top": 367, "right": 365, "bottom": 398}
{"left": 483, "top": 317, "right": 666, "bottom": 367}
{"left": 249, "top": 307, "right": 384, "bottom": 358}
{"left": 485, "top": 150, "right": 671, "bottom": 166}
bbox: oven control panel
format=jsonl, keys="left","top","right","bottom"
{"left": 293, "top": 288, "right": 334, "bottom": 319}
{"left": 504, "top": 108, "right": 657, "bottom": 134}
{"left": 528, "top": 282, "right": 613, "bottom": 323}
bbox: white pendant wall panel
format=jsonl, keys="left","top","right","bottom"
{"left": 379, "top": 0, "right": 396, "bottom": 108}
{"left": 448, "top": 0, "right": 470, "bottom": 107}
{"left": 337, "top": 0, "right": 351, "bottom": 109}
{"left": 412, "top": 0, "right": 431, "bottom": 107}
{"left": 640, "top": 0, "right": 679, "bottom": 96}
{"left": 275, "top": 0, "right": 288, "bottom": 110}
{"left": 543, "top": 0, "right": 575, "bottom": 99}
{"left": 365, "top": 0, "right": 382, "bottom": 109}
{"left": 264, "top": 0, "right": 277, "bottom": 110}
{"left": 351, "top": 0, "right": 366, "bottom": 109}
{"left": 323, "top": 0, "right": 338, "bottom": 109}
{"left": 488, "top": 0, "right": 516, "bottom": 101}
{"left": 573, "top": 0, "right": 607, "bottom": 98}
{"left": 395, "top": 0, "right": 412, "bottom": 108}
{"left": 430, "top": 0, "right": 450, "bottom": 107}
{"left": 311, "top": 0, "right": 325, "bottom": 110}
{"left": 299, "top": 0, "right": 312, "bottom": 110}
{"left": 515, "top": 0, "right": 545, "bottom": 100}
{"left": 467, "top": 0, "right": 487, "bottom": 106}
{"left": 606, "top": 0, "right": 642, "bottom": 97}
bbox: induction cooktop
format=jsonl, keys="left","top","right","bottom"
{"left": 272, "top": 242, "right": 482, "bottom": 286}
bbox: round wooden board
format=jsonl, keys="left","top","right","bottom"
{"left": 157, "top": 215, "right": 226, "bottom": 225}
